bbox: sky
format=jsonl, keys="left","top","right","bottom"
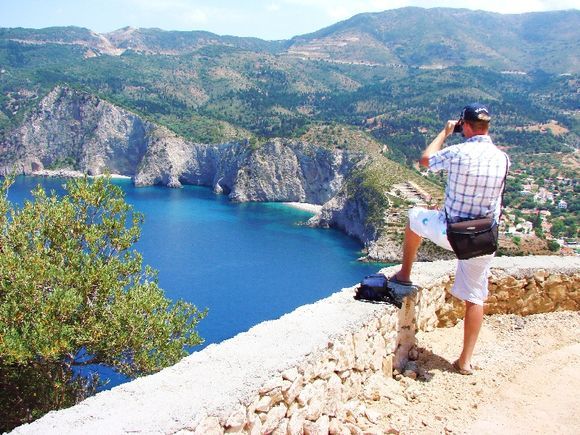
{"left": 1, "top": 0, "right": 578, "bottom": 40}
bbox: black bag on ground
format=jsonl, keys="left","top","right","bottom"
{"left": 360, "top": 273, "right": 388, "bottom": 290}
{"left": 446, "top": 216, "right": 498, "bottom": 260}
{"left": 354, "top": 274, "right": 403, "bottom": 308}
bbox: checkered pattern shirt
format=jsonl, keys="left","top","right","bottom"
{"left": 429, "top": 135, "right": 510, "bottom": 222}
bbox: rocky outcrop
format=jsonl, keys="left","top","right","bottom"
{"left": 1, "top": 87, "right": 364, "bottom": 208}
{"left": 135, "top": 137, "right": 363, "bottom": 204}
{"left": 0, "top": 86, "right": 150, "bottom": 176}
{"left": 309, "top": 184, "right": 374, "bottom": 243}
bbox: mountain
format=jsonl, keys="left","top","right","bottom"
{"left": 1, "top": 8, "right": 578, "bottom": 72}
{"left": 0, "top": 7, "right": 576, "bottom": 258}
{"left": 287, "top": 8, "right": 580, "bottom": 73}
{"left": 0, "top": 26, "right": 282, "bottom": 57}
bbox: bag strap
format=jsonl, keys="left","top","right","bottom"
{"left": 445, "top": 153, "right": 509, "bottom": 223}
{"left": 497, "top": 153, "right": 509, "bottom": 222}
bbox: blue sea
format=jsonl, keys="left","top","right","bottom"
{"left": 6, "top": 176, "right": 385, "bottom": 386}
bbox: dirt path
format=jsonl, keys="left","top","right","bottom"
{"left": 356, "top": 311, "right": 580, "bottom": 434}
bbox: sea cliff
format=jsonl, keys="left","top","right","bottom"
{"left": 0, "top": 86, "right": 436, "bottom": 262}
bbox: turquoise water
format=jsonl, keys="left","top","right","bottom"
{"left": 6, "top": 177, "right": 385, "bottom": 385}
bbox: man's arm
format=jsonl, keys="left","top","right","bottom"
{"left": 419, "top": 120, "right": 457, "bottom": 168}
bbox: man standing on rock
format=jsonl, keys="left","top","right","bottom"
{"left": 390, "top": 103, "right": 510, "bottom": 375}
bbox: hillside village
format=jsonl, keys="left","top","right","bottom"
{"left": 390, "top": 168, "right": 579, "bottom": 256}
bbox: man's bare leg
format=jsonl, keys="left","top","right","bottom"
{"left": 394, "top": 223, "right": 423, "bottom": 282}
{"left": 457, "top": 301, "right": 484, "bottom": 371}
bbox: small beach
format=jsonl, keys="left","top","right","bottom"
{"left": 282, "top": 202, "right": 323, "bottom": 214}
{"left": 31, "top": 169, "right": 131, "bottom": 179}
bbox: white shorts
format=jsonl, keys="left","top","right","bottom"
{"left": 408, "top": 208, "right": 494, "bottom": 306}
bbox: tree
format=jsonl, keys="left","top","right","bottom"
{"left": 547, "top": 240, "right": 560, "bottom": 252}
{"left": 0, "top": 176, "right": 206, "bottom": 430}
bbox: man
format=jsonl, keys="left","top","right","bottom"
{"left": 391, "top": 103, "right": 510, "bottom": 375}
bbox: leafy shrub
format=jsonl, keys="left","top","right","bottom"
{"left": 0, "top": 176, "right": 206, "bottom": 430}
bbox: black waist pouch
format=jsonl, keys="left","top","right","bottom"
{"left": 446, "top": 216, "right": 498, "bottom": 260}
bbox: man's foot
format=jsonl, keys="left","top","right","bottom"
{"left": 388, "top": 273, "right": 414, "bottom": 286}
{"left": 453, "top": 359, "right": 473, "bottom": 375}
{"left": 387, "top": 273, "right": 419, "bottom": 296}
{"left": 388, "top": 270, "right": 413, "bottom": 286}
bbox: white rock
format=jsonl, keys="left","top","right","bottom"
{"left": 333, "top": 337, "right": 356, "bottom": 371}
{"left": 255, "top": 395, "right": 274, "bottom": 413}
{"left": 225, "top": 405, "right": 247, "bottom": 431}
{"left": 303, "top": 415, "right": 330, "bottom": 435}
{"left": 305, "top": 396, "right": 324, "bottom": 421}
{"left": 324, "top": 373, "right": 343, "bottom": 416}
{"left": 193, "top": 416, "right": 223, "bottom": 435}
{"left": 287, "top": 407, "right": 307, "bottom": 435}
{"left": 262, "top": 404, "right": 288, "bottom": 434}
{"left": 282, "top": 367, "right": 300, "bottom": 382}
{"left": 272, "top": 417, "right": 288, "bottom": 435}
{"left": 283, "top": 375, "right": 304, "bottom": 404}
{"left": 365, "top": 409, "right": 382, "bottom": 424}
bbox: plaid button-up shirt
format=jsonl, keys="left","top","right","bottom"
{"left": 429, "top": 135, "right": 510, "bottom": 222}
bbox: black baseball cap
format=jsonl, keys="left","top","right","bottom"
{"left": 460, "top": 103, "right": 491, "bottom": 122}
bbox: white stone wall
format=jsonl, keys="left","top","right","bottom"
{"left": 12, "top": 256, "right": 579, "bottom": 435}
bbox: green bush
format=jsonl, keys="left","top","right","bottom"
{"left": 0, "top": 176, "right": 206, "bottom": 430}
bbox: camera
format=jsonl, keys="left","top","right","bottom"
{"left": 453, "top": 120, "right": 464, "bottom": 134}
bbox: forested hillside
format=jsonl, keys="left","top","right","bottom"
{"left": 0, "top": 7, "right": 578, "bottom": 251}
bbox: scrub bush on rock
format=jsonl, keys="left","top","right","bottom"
{"left": 0, "top": 176, "right": 206, "bottom": 430}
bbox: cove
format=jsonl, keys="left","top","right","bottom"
{"left": 6, "top": 176, "right": 385, "bottom": 386}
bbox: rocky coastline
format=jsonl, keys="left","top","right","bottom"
{"left": 0, "top": 86, "right": 438, "bottom": 262}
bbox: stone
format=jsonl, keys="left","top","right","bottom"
{"left": 369, "top": 334, "right": 386, "bottom": 371}
{"left": 225, "top": 405, "right": 247, "bottom": 432}
{"left": 353, "top": 330, "right": 371, "bottom": 371}
{"left": 362, "top": 373, "right": 394, "bottom": 401}
{"left": 248, "top": 414, "right": 262, "bottom": 435}
{"left": 329, "top": 417, "right": 349, "bottom": 435}
{"left": 534, "top": 269, "right": 547, "bottom": 283}
{"left": 303, "top": 415, "right": 330, "bottom": 435}
{"left": 283, "top": 375, "right": 304, "bottom": 404}
{"left": 194, "top": 416, "right": 223, "bottom": 435}
{"left": 287, "top": 407, "right": 307, "bottom": 435}
{"left": 333, "top": 337, "right": 356, "bottom": 371}
{"left": 403, "top": 370, "right": 417, "bottom": 380}
{"left": 262, "top": 404, "right": 288, "bottom": 434}
{"left": 547, "top": 283, "right": 567, "bottom": 301}
{"left": 297, "top": 383, "right": 315, "bottom": 406}
{"left": 272, "top": 418, "right": 288, "bottom": 435}
{"left": 344, "top": 422, "right": 364, "bottom": 435}
{"left": 345, "top": 370, "right": 363, "bottom": 397}
{"left": 408, "top": 347, "right": 419, "bottom": 361}
{"left": 390, "top": 396, "right": 407, "bottom": 407}
{"left": 247, "top": 396, "right": 260, "bottom": 415}
{"left": 320, "top": 359, "right": 338, "bottom": 380}
{"left": 324, "top": 373, "right": 343, "bottom": 416}
{"left": 305, "top": 396, "right": 325, "bottom": 421}
{"left": 364, "top": 409, "right": 381, "bottom": 424}
{"left": 337, "top": 369, "right": 351, "bottom": 380}
{"left": 255, "top": 395, "right": 274, "bottom": 413}
{"left": 282, "top": 367, "right": 300, "bottom": 382}
{"left": 382, "top": 355, "right": 393, "bottom": 378}
{"left": 404, "top": 386, "right": 420, "bottom": 401}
